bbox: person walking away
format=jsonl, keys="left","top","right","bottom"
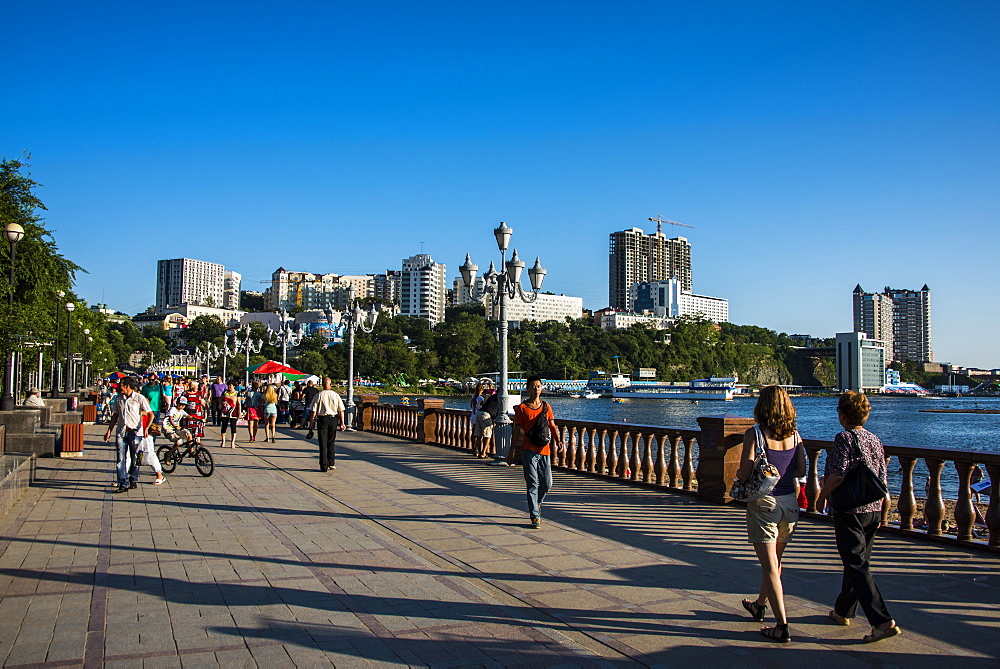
{"left": 219, "top": 381, "right": 241, "bottom": 447}
{"left": 735, "top": 385, "right": 805, "bottom": 643}
{"left": 277, "top": 380, "right": 291, "bottom": 424}
{"left": 182, "top": 380, "right": 206, "bottom": 445}
{"left": 103, "top": 377, "right": 153, "bottom": 493}
{"left": 302, "top": 379, "right": 320, "bottom": 438}
{"left": 512, "top": 376, "right": 564, "bottom": 528}
{"left": 262, "top": 384, "right": 279, "bottom": 443}
{"left": 209, "top": 376, "right": 227, "bottom": 426}
{"left": 308, "top": 377, "right": 346, "bottom": 472}
{"left": 245, "top": 380, "right": 263, "bottom": 442}
{"left": 817, "top": 391, "right": 901, "bottom": 643}
{"left": 140, "top": 374, "right": 164, "bottom": 424}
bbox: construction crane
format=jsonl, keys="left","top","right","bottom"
{"left": 648, "top": 216, "right": 694, "bottom": 234}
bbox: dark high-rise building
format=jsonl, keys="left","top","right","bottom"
{"left": 853, "top": 284, "right": 932, "bottom": 363}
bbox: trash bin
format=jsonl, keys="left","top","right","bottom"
{"left": 60, "top": 423, "right": 84, "bottom": 457}
{"left": 82, "top": 405, "right": 98, "bottom": 422}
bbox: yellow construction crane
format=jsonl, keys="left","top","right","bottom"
{"left": 648, "top": 216, "right": 694, "bottom": 234}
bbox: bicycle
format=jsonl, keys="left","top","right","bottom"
{"left": 156, "top": 440, "right": 214, "bottom": 477}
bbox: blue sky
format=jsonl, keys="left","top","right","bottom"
{"left": 5, "top": 1, "right": 999, "bottom": 368}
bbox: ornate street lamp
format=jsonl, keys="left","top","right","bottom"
{"left": 327, "top": 290, "right": 379, "bottom": 430}
{"left": 64, "top": 301, "right": 75, "bottom": 392}
{"left": 461, "top": 222, "right": 547, "bottom": 465}
{"left": 51, "top": 290, "right": 64, "bottom": 397}
{"left": 1, "top": 222, "right": 25, "bottom": 410}
{"left": 231, "top": 324, "right": 264, "bottom": 385}
{"left": 267, "top": 310, "right": 304, "bottom": 365}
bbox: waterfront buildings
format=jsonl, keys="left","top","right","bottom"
{"left": 156, "top": 258, "right": 226, "bottom": 311}
{"left": 223, "top": 271, "right": 242, "bottom": 309}
{"left": 265, "top": 268, "right": 376, "bottom": 312}
{"left": 399, "top": 254, "right": 447, "bottom": 326}
{"left": 835, "top": 332, "right": 887, "bottom": 392}
{"left": 453, "top": 277, "right": 583, "bottom": 325}
{"left": 594, "top": 308, "right": 672, "bottom": 331}
{"left": 609, "top": 225, "right": 692, "bottom": 310}
{"left": 853, "top": 284, "right": 932, "bottom": 362}
{"left": 629, "top": 278, "right": 729, "bottom": 323}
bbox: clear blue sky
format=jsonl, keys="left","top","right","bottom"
{"left": 5, "top": 1, "right": 998, "bottom": 368}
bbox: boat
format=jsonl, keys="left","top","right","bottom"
{"left": 584, "top": 373, "right": 737, "bottom": 400}
{"left": 582, "top": 391, "right": 601, "bottom": 399}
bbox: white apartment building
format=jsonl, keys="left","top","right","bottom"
{"left": 835, "top": 332, "right": 887, "bottom": 393}
{"left": 453, "top": 277, "right": 583, "bottom": 325}
{"left": 156, "top": 258, "right": 225, "bottom": 311}
{"left": 595, "top": 308, "right": 672, "bottom": 331}
{"left": 399, "top": 254, "right": 447, "bottom": 326}
{"left": 161, "top": 303, "right": 246, "bottom": 327}
{"left": 223, "top": 270, "right": 241, "bottom": 309}
{"left": 629, "top": 278, "right": 728, "bottom": 323}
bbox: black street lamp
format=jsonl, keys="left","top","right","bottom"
{"left": 1, "top": 222, "right": 25, "bottom": 411}
{"left": 64, "top": 302, "right": 75, "bottom": 392}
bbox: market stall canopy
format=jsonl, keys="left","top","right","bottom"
{"left": 245, "top": 360, "right": 306, "bottom": 376}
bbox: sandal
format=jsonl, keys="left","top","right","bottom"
{"left": 863, "top": 624, "right": 901, "bottom": 643}
{"left": 760, "top": 623, "right": 791, "bottom": 643}
{"left": 742, "top": 599, "right": 767, "bottom": 622}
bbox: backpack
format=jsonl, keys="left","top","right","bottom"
{"left": 479, "top": 391, "right": 502, "bottom": 419}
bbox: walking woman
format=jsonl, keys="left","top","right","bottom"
{"left": 816, "top": 391, "right": 901, "bottom": 643}
{"left": 262, "top": 384, "right": 279, "bottom": 443}
{"left": 736, "top": 385, "right": 805, "bottom": 643}
{"left": 469, "top": 380, "right": 494, "bottom": 458}
{"left": 245, "top": 380, "right": 263, "bottom": 443}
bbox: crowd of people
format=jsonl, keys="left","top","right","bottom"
{"left": 97, "top": 373, "right": 342, "bottom": 489}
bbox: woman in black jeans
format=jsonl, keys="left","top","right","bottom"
{"left": 817, "top": 391, "right": 901, "bottom": 643}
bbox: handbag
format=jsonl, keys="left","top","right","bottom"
{"left": 730, "top": 425, "right": 781, "bottom": 502}
{"left": 829, "top": 431, "right": 888, "bottom": 512}
{"left": 525, "top": 402, "right": 552, "bottom": 447}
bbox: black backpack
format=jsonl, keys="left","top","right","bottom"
{"left": 479, "top": 392, "right": 501, "bottom": 419}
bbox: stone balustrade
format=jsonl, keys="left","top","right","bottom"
{"left": 358, "top": 399, "right": 999, "bottom": 553}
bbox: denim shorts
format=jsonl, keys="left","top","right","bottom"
{"left": 746, "top": 493, "right": 799, "bottom": 544}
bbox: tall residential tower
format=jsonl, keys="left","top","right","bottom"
{"left": 852, "top": 284, "right": 932, "bottom": 363}
{"left": 609, "top": 224, "right": 692, "bottom": 310}
{"left": 156, "top": 258, "right": 225, "bottom": 312}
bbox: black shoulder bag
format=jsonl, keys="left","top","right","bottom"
{"left": 525, "top": 402, "right": 552, "bottom": 447}
{"left": 829, "top": 431, "right": 888, "bottom": 513}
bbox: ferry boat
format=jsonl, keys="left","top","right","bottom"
{"left": 586, "top": 374, "right": 737, "bottom": 400}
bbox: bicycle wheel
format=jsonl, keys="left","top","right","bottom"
{"left": 157, "top": 445, "right": 178, "bottom": 474}
{"left": 194, "top": 447, "right": 214, "bottom": 477}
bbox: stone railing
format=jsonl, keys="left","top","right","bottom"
{"left": 800, "top": 439, "right": 1000, "bottom": 549}
{"left": 358, "top": 400, "right": 999, "bottom": 553}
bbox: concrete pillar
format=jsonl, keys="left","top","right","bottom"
{"left": 418, "top": 398, "right": 445, "bottom": 444}
{"left": 696, "top": 414, "right": 756, "bottom": 504}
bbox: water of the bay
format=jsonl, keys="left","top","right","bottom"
{"left": 381, "top": 393, "right": 999, "bottom": 497}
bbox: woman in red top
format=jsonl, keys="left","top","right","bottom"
{"left": 513, "top": 375, "right": 564, "bottom": 528}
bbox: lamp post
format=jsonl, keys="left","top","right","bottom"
{"left": 1, "top": 222, "right": 25, "bottom": 410}
{"left": 461, "top": 222, "right": 547, "bottom": 465}
{"left": 51, "top": 290, "right": 64, "bottom": 397}
{"left": 267, "top": 310, "right": 304, "bottom": 365}
{"left": 231, "top": 324, "right": 263, "bottom": 385}
{"left": 64, "top": 301, "right": 75, "bottom": 392}
{"left": 83, "top": 329, "right": 91, "bottom": 389}
{"left": 327, "top": 291, "right": 379, "bottom": 430}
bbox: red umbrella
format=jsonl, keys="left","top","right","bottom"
{"left": 251, "top": 360, "right": 306, "bottom": 376}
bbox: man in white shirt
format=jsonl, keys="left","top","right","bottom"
{"left": 103, "top": 377, "right": 153, "bottom": 492}
{"left": 307, "top": 377, "right": 346, "bottom": 472}
{"left": 22, "top": 388, "right": 46, "bottom": 407}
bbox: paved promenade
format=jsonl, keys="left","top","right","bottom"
{"left": 0, "top": 422, "right": 997, "bottom": 667}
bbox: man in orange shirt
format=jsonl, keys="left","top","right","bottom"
{"left": 513, "top": 375, "right": 564, "bottom": 528}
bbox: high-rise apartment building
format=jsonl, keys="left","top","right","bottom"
{"left": 399, "top": 254, "right": 447, "bottom": 325}
{"left": 156, "top": 258, "right": 225, "bottom": 312}
{"left": 374, "top": 271, "right": 401, "bottom": 306}
{"left": 609, "top": 225, "right": 692, "bottom": 310}
{"left": 853, "top": 284, "right": 932, "bottom": 363}
{"left": 223, "top": 270, "right": 242, "bottom": 309}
